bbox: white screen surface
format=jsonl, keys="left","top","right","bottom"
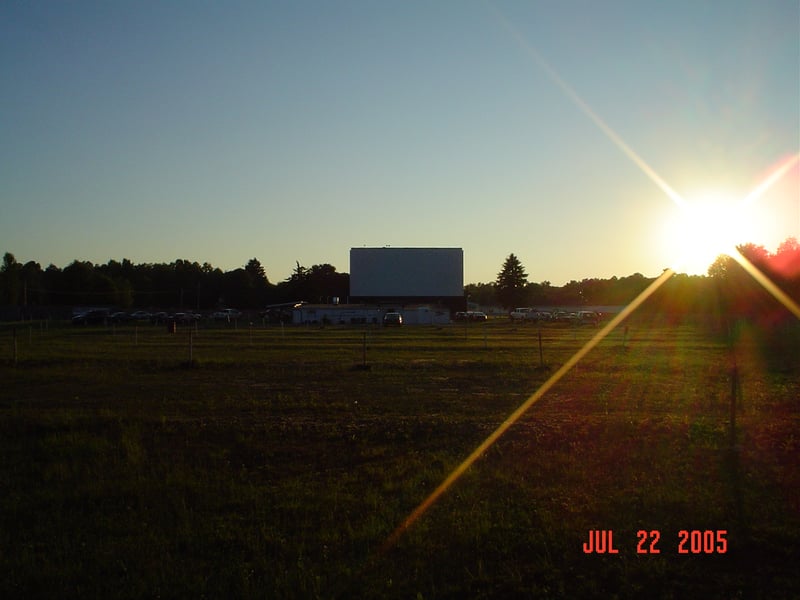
{"left": 350, "top": 248, "right": 463, "bottom": 297}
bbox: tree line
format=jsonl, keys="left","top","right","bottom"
{"left": 0, "top": 254, "right": 348, "bottom": 312}
{"left": 1, "top": 238, "right": 798, "bottom": 323}
{"left": 482, "top": 253, "right": 657, "bottom": 309}
{"left": 487, "top": 239, "right": 800, "bottom": 322}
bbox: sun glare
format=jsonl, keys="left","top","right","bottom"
{"left": 377, "top": 8, "right": 799, "bottom": 559}
{"left": 662, "top": 191, "right": 750, "bottom": 275}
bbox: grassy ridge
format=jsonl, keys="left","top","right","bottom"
{"left": 1, "top": 319, "right": 798, "bottom": 598}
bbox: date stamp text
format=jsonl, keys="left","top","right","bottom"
{"left": 582, "top": 529, "right": 728, "bottom": 554}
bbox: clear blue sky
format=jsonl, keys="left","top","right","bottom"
{"left": 2, "top": 1, "right": 798, "bottom": 285}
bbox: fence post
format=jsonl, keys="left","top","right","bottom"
{"left": 362, "top": 331, "right": 367, "bottom": 367}
{"left": 538, "top": 330, "right": 544, "bottom": 367}
{"left": 729, "top": 363, "right": 739, "bottom": 449}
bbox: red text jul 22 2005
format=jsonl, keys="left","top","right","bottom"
{"left": 582, "top": 529, "right": 729, "bottom": 555}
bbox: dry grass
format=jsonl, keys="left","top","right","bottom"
{"left": 1, "top": 318, "right": 798, "bottom": 598}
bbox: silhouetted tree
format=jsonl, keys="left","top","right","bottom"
{"left": 244, "top": 258, "right": 275, "bottom": 307}
{"left": 1, "top": 252, "right": 21, "bottom": 305}
{"left": 221, "top": 268, "right": 255, "bottom": 308}
{"left": 245, "top": 258, "right": 268, "bottom": 285}
{"left": 464, "top": 282, "right": 497, "bottom": 307}
{"left": 8, "top": 242, "right": 791, "bottom": 324}
{"left": 772, "top": 237, "right": 800, "bottom": 283}
{"left": 495, "top": 254, "right": 528, "bottom": 310}
{"left": 19, "top": 261, "right": 43, "bottom": 306}
{"left": 277, "top": 262, "right": 348, "bottom": 303}
{"left": 708, "top": 242, "right": 797, "bottom": 327}
{"left": 43, "top": 264, "right": 62, "bottom": 303}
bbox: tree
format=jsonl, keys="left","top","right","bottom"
{"left": 708, "top": 244, "right": 777, "bottom": 324}
{"left": 277, "top": 262, "right": 348, "bottom": 303}
{"left": 525, "top": 280, "right": 555, "bottom": 306}
{"left": 245, "top": 258, "right": 269, "bottom": 286}
{"left": 221, "top": 268, "right": 254, "bottom": 308}
{"left": 306, "top": 264, "right": 349, "bottom": 302}
{"left": 276, "top": 261, "right": 310, "bottom": 302}
{"left": 1, "top": 252, "right": 21, "bottom": 304}
{"left": 707, "top": 254, "right": 733, "bottom": 280}
{"left": 21, "top": 261, "right": 44, "bottom": 305}
{"left": 62, "top": 260, "right": 95, "bottom": 304}
{"left": 776, "top": 236, "right": 799, "bottom": 255}
{"left": 773, "top": 237, "right": 800, "bottom": 279}
{"left": 464, "top": 282, "right": 496, "bottom": 307}
{"left": 495, "top": 253, "right": 528, "bottom": 310}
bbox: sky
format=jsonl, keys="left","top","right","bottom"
{"left": 2, "top": 0, "right": 798, "bottom": 286}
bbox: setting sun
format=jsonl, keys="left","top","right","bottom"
{"left": 658, "top": 155, "right": 799, "bottom": 276}
{"left": 662, "top": 191, "right": 753, "bottom": 275}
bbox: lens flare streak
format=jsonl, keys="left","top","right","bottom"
{"left": 731, "top": 247, "right": 800, "bottom": 319}
{"left": 740, "top": 154, "right": 800, "bottom": 209}
{"left": 491, "top": 8, "right": 687, "bottom": 211}
{"left": 378, "top": 7, "right": 799, "bottom": 559}
{"left": 381, "top": 268, "right": 675, "bottom": 554}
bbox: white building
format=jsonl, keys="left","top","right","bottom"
{"left": 292, "top": 303, "right": 450, "bottom": 326}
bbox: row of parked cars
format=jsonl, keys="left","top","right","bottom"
{"left": 509, "top": 307, "right": 601, "bottom": 325}
{"left": 72, "top": 308, "right": 243, "bottom": 325}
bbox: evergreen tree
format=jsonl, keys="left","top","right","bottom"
{"left": 495, "top": 253, "right": 528, "bottom": 310}
{"left": 245, "top": 258, "right": 269, "bottom": 286}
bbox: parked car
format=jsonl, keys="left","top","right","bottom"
{"left": 382, "top": 312, "right": 403, "bottom": 326}
{"left": 129, "top": 311, "right": 151, "bottom": 321}
{"left": 173, "top": 312, "right": 200, "bottom": 324}
{"left": 510, "top": 308, "right": 549, "bottom": 322}
{"left": 454, "top": 311, "right": 487, "bottom": 322}
{"left": 552, "top": 311, "right": 576, "bottom": 322}
{"left": 109, "top": 311, "right": 130, "bottom": 323}
{"left": 72, "top": 309, "right": 109, "bottom": 325}
{"left": 576, "top": 310, "right": 600, "bottom": 325}
{"left": 510, "top": 308, "right": 532, "bottom": 321}
{"left": 213, "top": 308, "right": 242, "bottom": 321}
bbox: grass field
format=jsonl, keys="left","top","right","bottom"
{"left": 1, "top": 317, "right": 798, "bottom": 598}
